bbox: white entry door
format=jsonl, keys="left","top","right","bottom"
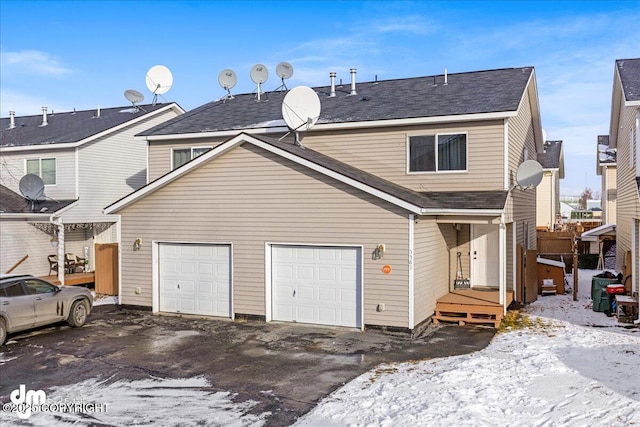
{"left": 159, "top": 243, "right": 231, "bottom": 317}
{"left": 272, "top": 245, "right": 361, "bottom": 328}
{"left": 471, "top": 225, "right": 500, "bottom": 286}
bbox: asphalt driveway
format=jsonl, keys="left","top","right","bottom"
{"left": 0, "top": 305, "right": 495, "bottom": 426}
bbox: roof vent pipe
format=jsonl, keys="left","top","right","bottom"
{"left": 96, "top": 105, "right": 100, "bottom": 118}
{"left": 444, "top": 68, "right": 448, "bottom": 86}
{"left": 329, "top": 72, "right": 336, "bottom": 97}
{"left": 41, "top": 107, "right": 48, "bottom": 126}
{"left": 350, "top": 68, "right": 357, "bottom": 95}
{"left": 9, "top": 111, "right": 16, "bottom": 129}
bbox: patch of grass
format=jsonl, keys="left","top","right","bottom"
{"left": 369, "top": 365, "right": 399, "bottom": 383}
{"left": 498, "top": 310, "right": 533, "bottom": 332}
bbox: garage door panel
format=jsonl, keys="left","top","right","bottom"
{"left": 159, "top": 243, "right": 231, "bottom": 318}
{"left": 272, "top": 245, "right": 361, "bottom": 328}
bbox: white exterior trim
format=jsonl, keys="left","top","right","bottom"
{"left": 75, "top": 147, "right": 80, "bottom": 198}
{"left": 499, "top": 214, "right": 507, "bottom": 311}
{"left": 139, "top": 111, "right": 518, "bottom": 142}
{"left": 504, "top": 119, "right": 509, "bottom": 190}
{"left": 1, "top": 104, "right": 184, "bottom": 153}
{"left": 512, "top": 221, "right": 517, "bottom": 302}
{"left": 265, "top": 242, "right": 365, "bottom": 330}
{"left": 116, "top": 216, "right": 123, "bottom": 306}
{"left": 408, "top": 215, "right": 415, "bottom": 329}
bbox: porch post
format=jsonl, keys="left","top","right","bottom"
{"left": 499, "top": 215, "right": 507, "bottom": 312}
{"left": 57, "top": 224, "right": 65, "bottom": 286}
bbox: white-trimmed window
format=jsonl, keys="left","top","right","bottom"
{"left": 408, "top": 133, "right": 467, "bottom": 172}
{"left": 172, "top": 147, "right": 212, "bottom": 169}
{"left": 26, "top": 158, "right": 56, "bottom": 185}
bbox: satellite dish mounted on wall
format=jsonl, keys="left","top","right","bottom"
{"left": 274, "top": 62, "right": 294, "bottom": 91}
{"left": 124, "top": 89, "right": 146, "bottom": 112}
{"left": 281, "top": 86, "right": 321, "bottom": 147}
{"left": 250, "top": 64, "right": 268, "bottom": 101}
{"left": 218, "top": 69, "right": 237, "bottom": 101}
{"left": 145, "top": 65, "right": 173, "bottom": 105}
{"left": 514, "top": 160, "right": 544, "bottom": 190}
{"left": 19, "top": 174, "right": 45, "bottom": 212}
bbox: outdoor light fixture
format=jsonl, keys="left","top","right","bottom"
{"left": 50, "top": 234, "right": 59, "bottom": 248}
{"left": 133, "top": 238, "right": 142, "bottom": 251}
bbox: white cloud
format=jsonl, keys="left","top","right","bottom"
{"left": 371, "top": 16, "right": 439, "bottom": 35}
{"left": 1, "top": 49, "right": 72, "bottom": 77}
{"left": 0, "top": 89, "right": 75, "bottom": 116}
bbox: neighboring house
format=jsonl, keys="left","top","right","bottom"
{"left": 597, "top": 135, "right": 617, "bottom": 224}
{"left": 105, "top": 66, "right": 544, "bottom": 332}
{"left": 607, "top": 58, "right": 640, "bottom": 301}
{"left": 536, "top": 140, "right": 565, "bottom": 229}
{"left": 0, "top": 103, "right": 185, "bottom": 283}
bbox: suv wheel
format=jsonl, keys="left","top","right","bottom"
{"left": 0, "top": 319, "right": 6, "bottom": 346}
{"left": 67, "top": 300, "right": 88, "bottom": 327}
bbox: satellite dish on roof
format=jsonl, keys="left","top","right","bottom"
{"left": 145, "top": 65, "right": 173, "bottom": 104}
{"left": 515, "top": 160, "right": 544, "bottom": 189}
{"left": 218, "top": 69, "right": 237, "bottom": 101}
{"left": 250, "top": 64, "right": 268, "bottom": 101}
{"left": 125, "top": 89, "right": 144, "bottom": 104}
{"left": 275, "top": 62, "right": 294, "bottom": 91}
{"left": 281, "top": 86, "right": 321, "bottom": 147}
{"left": 19, "top": 174, "right": 45, "bottom": 211}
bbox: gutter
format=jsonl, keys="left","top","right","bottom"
{"left": 420, "top": 208, "right": 504, "bottom": 216}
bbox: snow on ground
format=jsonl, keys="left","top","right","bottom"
{"left": 294, "top": 270, "right": 640, "bottom": 427}
{"left": 2, "top": 270, "right": 638, "bottom": 426}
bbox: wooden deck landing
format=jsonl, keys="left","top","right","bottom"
{"left": 433, "top": 289, "right": 514, "bottom": 328}
{"left": 41, "top": 272, "right": 95, "bottom": 286}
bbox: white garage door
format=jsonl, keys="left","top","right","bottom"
{"left": 272, "top": 245, "right": 361, "bottom": 328}
{"left": 159, "top": 243, "right": 231, "bottom": 317}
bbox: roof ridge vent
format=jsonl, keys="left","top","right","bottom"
{"left": 40, "top": 107, "right": 48, "bottom": 127}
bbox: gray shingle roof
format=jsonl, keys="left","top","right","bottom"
{"left": 597, "top": 135, "right": 616, "bottom": 164}
{"left": 139, "top": 67, "right": 534, "bottom": 137}
{"left": 1, "top": 103, "right": 174, "bottom": 147}
{"left": 0, "top": 185, "right": 76, "bottom": 214}
{"left": 537, "top": 140, "right": 563, "bottom": 169}
{"left": 617, "top": 58, "right": 640, "bottom": 102}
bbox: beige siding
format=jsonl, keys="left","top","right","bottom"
{"left": 413, "top": 219, "right": 453, "bottom": 325}
{"left": 615, "top": 105, "right": 639, "bottom": 273}
{"left": 602, "top": 166, "right": 617, "bottom": 224}
{"left": 119, "top": 143, "right": 413, "bottom": 328}
{"left": 0, "top": 148, "right": 76, "bottom": 200}
{"left": 0, "top": 221, "right": 92, "bottom": 276}
{"left": 536, "top": 171, "right": 554, "bottom": 228}
{"left": 148, "top": 137, "right": 229, "bottom": 182}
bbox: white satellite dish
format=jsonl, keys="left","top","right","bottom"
{"left": 275, "top": 62, "right": 294, "bottom": 91}
{"left": 281, "top": 86, "right": 321, "bottom": 146}
{"left": 218, "top": 69, "right": 237, "bottom": 101}
{"left": 146, "top": 65, "right": 173, "bottom": 104}
{"left": 124, "top": 89, "right": 145, "bottom": 104}
{"left": 250, "top": 64, "right": 268, "bottom": 101}
{"left": 19, "top": 174, "right": 45, "bottom": 211}
{"left": 250, "top": 64, "right": 269, "bottom": 84}
{"left": 515, "top": 160, "right": 544, "bottom": 189}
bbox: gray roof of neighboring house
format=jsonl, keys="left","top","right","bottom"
{"left": 0, "top": 185, "right": 76, "bottom": 214}
{"left": 139, "top": 67, "right": 535, "bottom": 137}
{"left": 0, "top": 103, "right": 175, "bottom": 147}
{"left": 248, "top": 135, "right": 509, "bottom": 211}
{"left": 617, "top": 58, "right": 640, "bottom": 102}
{"left": 538, "top": 140, "right": 563, "bottom": 169}
{"left": 597, "top": 135, "right": 616, "bottom": 164}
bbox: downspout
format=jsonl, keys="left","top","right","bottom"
{"left": 499, "top": 213, "right": 507, "bottom": 312}
{"left": 49, "top": 213, "right": 65, "bottom": 286}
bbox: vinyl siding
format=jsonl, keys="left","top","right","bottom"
{"left": 615, "top": 106, "right": 639, "bottom": 273}
{"left": 602, "top": 166, "right": 617, "bottom": 224}
{"left": 0, "top": 148, "right": 76, "bottom": 200}
{"left": 413, "top": 220, "right": 454, "bottom": 325}
{"left": 536, "top": 171, "right": 554, "bottom": 228}
{"left": 118, "top": 142, "right": 413, "bottom": 328}
{"left": 0, "top": 221, "right": 92, "bottom": 276}
{"left": 148, "top": 137, "right": 229, "bottom": 182}
{"left": 63, "top": 109, "right": 181, "bottom": 223}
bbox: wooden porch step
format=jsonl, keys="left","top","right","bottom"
{"left": 433, "top": 306, "right": 503, "bottom": 328}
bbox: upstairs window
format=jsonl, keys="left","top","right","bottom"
{"left": 408, "top": 133, "right": 467, "bottom": 172}
{"left": 172, "top": 147, "right": 212, "bottom": 169}
{"left": 26, "top": 158, "right": 56, "bottom": 185}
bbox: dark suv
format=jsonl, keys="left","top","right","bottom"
{"left": 0, "top": 274, "right": 93, "bottom": 345}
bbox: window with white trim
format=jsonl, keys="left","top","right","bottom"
{"left": 408, "top": 133, "right": 467, "bottom": 172}
{"left": 25, "top": 158, "right": 56, "bottom": 185}
{"left": 172, "top": 147, "right": 212, "bottom": 169}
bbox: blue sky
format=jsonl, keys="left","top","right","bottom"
{"left": 1, "top": 0, "right": 638, "bottom": 196}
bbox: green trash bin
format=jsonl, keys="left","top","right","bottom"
{"left": 591, "top": 277, "right": 616, "bottom": 312}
